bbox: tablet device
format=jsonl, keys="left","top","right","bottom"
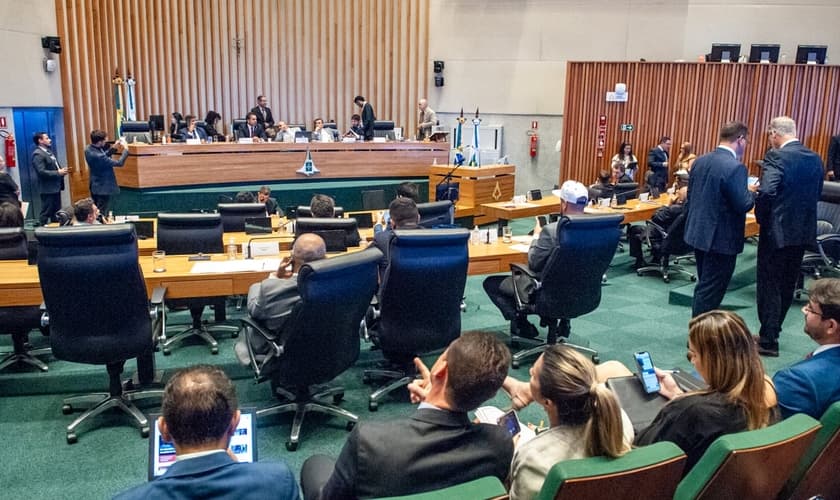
{"left": 148, "top": 409, "right": 258, "bottom": 480}
{"left": 244, "top": 216, "right": 272, "bottom": 234}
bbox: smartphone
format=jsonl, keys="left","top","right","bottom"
{"left": 537, "top": 216, "right": 548, "bottom": 228}
{"left": 497, "top": 409, "right": 521, "bottom": 437}
{"left": 634, "top": 351, "right": 661, "bottom": 394}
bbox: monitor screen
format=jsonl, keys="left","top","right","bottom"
{"left": 708, "top": 43, "right": 741, "bottom": 63}
{"left": 795, "top": 45, "right": 827, "bottom": 65}
{"left": 149, "top": 115, "right": 165, "bottom": 132}
{"left": 748, "top": 44, "right": 780, "bottom": 63}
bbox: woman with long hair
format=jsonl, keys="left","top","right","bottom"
{"left": 675, "top": 141, "right": 696, "bottom": 173}
{"left": 634, "top": 310, "right": 772, "bottom": 470}
{"left": 610, "top": 142, "right": 639, "bottom": 179}
{"left": 506, "top": 345, "right": 631, "bottom": 500}
{"left": 203, "top": 110, "right": 224, "bottom": 142}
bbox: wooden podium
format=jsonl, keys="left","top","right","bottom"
{"left": 428, "top": 164, "right": 516, "bottom": 225}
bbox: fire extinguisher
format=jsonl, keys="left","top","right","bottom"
{"left": 527, "top": 120, "right": 539, "bottom": 158}
{"left": 1, "top": 132, "right": 15, "bottom": 167}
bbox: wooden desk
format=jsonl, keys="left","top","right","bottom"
{"left": 482, "top": 194, "right": 672, "bottom": 224}
{"left": 429, "top": 165, "right": 516, "bottom": 224}
{"left": 118, "top": 142, "right": 449, "bottom": 188}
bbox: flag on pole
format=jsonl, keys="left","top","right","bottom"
{"left": 112, "top": 71, "right": 125, "bottom": 137}
{"left": 468, "top": 108, "right": 481, "bottom": 167}
{"left": 124, "top": 74, "right": 137, "bottom": 121}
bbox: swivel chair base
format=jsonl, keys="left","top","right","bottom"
{"left": 636, "top": 259, "right": 696, "bottom": 283}
{"left": 511, "top": 319, "right": 599, "bottom": 368}
{"left": 161, "top": 322, "right": 239, "bottom": 355}
{"left": 363, "top": 368, "right": 413, "bottom": 412}
{"left": 0, "top": 334, "right": 50, "bottom": 372}
{"left": 258, "top": 384, "right": 357, "bottom": 451}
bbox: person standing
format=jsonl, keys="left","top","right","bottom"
{"left": 85, "top": 129, "right": 129, "bottom": 216}
{"left": 684, "top": 121, "right": 754, "bottom": 317}
{"left": 354, "top": 95, "right": 376, "bottom": 141}
{"left": 417, "top": 98, "right": 437, "bottom": 140}
{"left": 32, "top": 131, "right": 68, "bottom": 225}
{"left": 647, "top": 136, "right": 672, "bottom": 192}
{"left": 250, "top": 95, "right": 275, "bottom": 129}
{"left": 753, "top": 116, "right": 824, "bottom": 357}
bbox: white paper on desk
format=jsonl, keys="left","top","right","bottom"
{"left": 510, "top": 243, "right": 531, "bottom": 253}
{"left": 190, "top": 259, "right": 281, "bottom": 274}
{"left": 511, "top": 235, "right": 533, "bottom": 244}
{"left": 474, "top": 405, "right": 536, "bottom": 446}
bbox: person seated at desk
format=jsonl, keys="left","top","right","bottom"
{"left": 72, "top": 197, "right": 103, "bottom": 225}
{"left": 589, "top": 170, "right": 615, "bottom": 201}
{"left": 309, "top": 194, "right": 361, "bottom": 247}
{"left": 396, "top": 181, "right": 420, "bottom": 202}
{"left": 483, "top": 180, "right": 589, "bottom": 339}
{"left": 0, "top": 201, "right": 23, "bottom": 228}
{"left": 627, "top": 186, "right": 687, "bottom": 269}
{"left": 257, "top": 185, "right": 281, "bottom": 216}
{"left": 237, "top": 113, "right": 267, "bottom": 142}
{"left": 235, "top": 191, "right": 256, "bottom": 203}
{"left": 299, "top": 331, "right": 513, "bottom": 500}
{"left": 235, "top": 234, "right": 326, "bottom": 365}
{"left": 179, "top": 114, "right": 207, "bottom": 142}
{"left": 312, "top": 118, "right": 335, "bottom": 143}
{"left": 274, "top": 121, "right": 294, "bottom": 143}
{"left": 368, "top": 197, "right": 421, "bottom": 279}
{"left": 344, "top": 114, "right": 364, "bottom": 140}
{"left": 203, "top": 110, "right": 225, "bottom": 142}
{"left": 114, "top": 365, "right": 300, "bottom": 500}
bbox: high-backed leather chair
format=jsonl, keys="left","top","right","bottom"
{"left": 797, "top": 181, "right": 840, "bottom": 297}
{"left": 217, "top": 203, "right": 268, "bottom": 232}
{"left": 508, "top": 214, "right": 623, "bottom": 367}
{"left": 157, "top": 213, "right": 237, "bottom": 354}
{"left": 363, "top": 229, "right": 469, "bottom": 410}
{"left": 416, "top": 200, "right": 454, "bottom": 228}
{"left": 35, "top": 225, "right": 165, "bottom": 443}
{"left": 0, "top": 227, "right": 49, "bottom": 372}
{"left": 781, "top": 401, "right": 840, "bottom": 500}
{"left": 295, "top": 206, "right": 345, "bottom": 218}
{"left": 241, "top": 249, "right": 381, "bottom": 451}
{"left": 636, "top": 212, "right": 696, "bottom": 283}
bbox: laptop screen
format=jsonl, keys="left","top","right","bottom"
{"left": 352, "top": 212, "right": 374, "bottom": 229}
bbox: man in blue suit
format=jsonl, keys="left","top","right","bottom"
{"left": 684, "top": 121, "right": 754, "bottom": 317}
{"left": 753, "top": 116, "right": 824, "bottom": 356}
{"left": 114, "top": 364, "right": 300, "bottom": 500}
{"left": 774, "top": 278, "right": 840, "bottom": 419}
{"left": 85, "top": 129, "right": 129, "bottom": 216}
{"left": 647, "top": 136, "right": 672, "bottom": 192}
{"left": 178, "top": 115, "right": 208, "bottom": 142}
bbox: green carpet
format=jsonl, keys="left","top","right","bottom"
{"left": 0, "top": 226, "right": 822, "bottom": 499}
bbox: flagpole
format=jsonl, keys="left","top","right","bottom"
{"left": 112, "top": 71, "right": 125, "bottom": 138}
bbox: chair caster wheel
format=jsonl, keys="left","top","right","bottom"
{"left": 333, "top": 393, "right": 345, "bottom": 404}
{"left": 636, "top": 271, "right": 643, "bottom": 276}
{"left": 163, "top": 348, "right": 171, "bottom": 356}
{"left": 690, "top": 276, "right": 697, "bottom": 282}
{"left": 285, "top": 440, "right": 299, "bottom": 451}
{"left": 591, "top": 354, "right": 601, "bottom": 364}
{"left": 362, "top": 373, "right": 371, "bottom": 384}
{"left": 141, "top": 426, "right": 150, "bottom": 438}
{"left": 62, "top": 404, "right": 73, "bottom": 415}
{"left": 66, "top": 433, "right": 77, "bottom": 444}
{"left": 231, "top": 330, "right": 239, "bottom": 338}
{"left": 511, "top": 359, "right": 520, "bottom": 369}
{"left": 369, "top": 401, "right": 378, "bottom": 412}
{"left": 346, "top": 421, "right": 356, "bottom": 431}
{"left": 211, "top": 346, "right": 219, "bottom": 355}
{"left": 663, "top": 277, "right": 670, "bottom": 283}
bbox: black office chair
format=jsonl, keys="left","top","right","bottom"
{"left": 508, "top": 214, "right": 623, "bottom": 367}
{"left": 416, "top": 200, "right": 455, "bottom": 228}
{"left": 797, "top": 181, "right": 840, "bottom": 298}
{"left": 231, "top": 118, "right": 247, "bottom": 140}
{"left": 636, "top": 212, "right": 696, "bottom": 283}
{"left": 295, "top": 206, "right": 345, "bottom": 218}
{"left": 217, "top": 203, "right": 268, "bottom": 232}
{"left": 0, "top": 228, "right": 49, "bottom": 372}
{"left": 241, "top": 249, "right": 381, "bottom": 451}
{"left": 295, "top": 217, "right": 361, "bottom": 250}
{"left": 373, "top": 120, "right": 396, "bottom": 140}
{"left": 362, "top": 229, "right": 470, "bottom": 410}
{"left": 35, "top": 225, "right": 165, "bottom": 443}
{"left": 156, "top": 213, "right": 238, "bottom": 354}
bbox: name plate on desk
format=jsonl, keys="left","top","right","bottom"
{"left": 185, "top": 138, "right": 201, "bottom": 145}
{"left": 244, "top": 241, "right": 281, "bottom": 257}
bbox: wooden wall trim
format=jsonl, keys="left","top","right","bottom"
{"left": 561, "top": 62, "right": 840, "bottom": 187}
{"left": 55, "top": 0, "right": 430, "bottom": 201}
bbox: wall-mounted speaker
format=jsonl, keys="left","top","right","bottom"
{"left": 433, "top": 60, "right": 444, "bottom": 73}
{"left": 41, "top": 36, "right": 62, "bottom": 54}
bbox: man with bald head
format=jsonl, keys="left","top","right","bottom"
{"left": 235, "top": 233, "right": 327, "bottom": 363}
{"left": 417, "top": 98, "right": 437, "bottom": 140}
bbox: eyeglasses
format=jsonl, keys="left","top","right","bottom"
{"left": 802, "top": 304, "right": 827, "bottom": 319}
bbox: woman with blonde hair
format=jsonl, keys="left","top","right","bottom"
{"left": 675, "top": 141, "right": 696, "bottom": 173}
{"left": 506, "top": 345, "right": 631, "bottom": 500}
{"left": 634, "top": 310, "right": 772, "bottom": 470}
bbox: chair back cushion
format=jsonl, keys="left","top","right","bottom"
{"left": 783, "top": 401, "right": 840, "bottom": 500}
{"left": 674, "top": 413, "right": 821, "bottom": 500}
{"left": 376, "top": 229, "right": 469, "bottom": 357}
{"left": 0, "top": 227, "right": 28, "bottom": 260}
{"left": 157, "top": 213, "right": 223, "bottom": 254}
{"left": 35, "top": 225, "right": 152, "bottom": 364}
{"left": 536, "top": 214, "right": 623, "bottom": 319}
{"left": 536, "top": 442, "right": 686, "bottom": 500}
{"left": 416, "top": 201, "right": 454, "bottom": 228}
{"left": 265, "top": 249, "right": 380, "bottom": 387}
{"left": 295, "top": 206, "right": 345, "bottom": 218}
{"left": 217, "top": 203, "right": 268, "bottom": 232}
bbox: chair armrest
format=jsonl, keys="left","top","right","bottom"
{"left": 150, "top": 286, "right": 166, "bottom": 306}
{"left": 510, "top": 262, "right": 538, "bottom": 279}
{"left": 816, "top": 233, "right": 840, "bottom": 266}
{"left": 241, "top": 316, "right": 287, "bottom": 379}
{"left": 509, "top": 263, "right": 538, "bottom": 310}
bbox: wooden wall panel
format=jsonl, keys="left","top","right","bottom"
{"left": 54, "top": 0, "right": 430, "bottom": 200}
{"left": 561, "top": 62, "right": 840, "bottom": 187}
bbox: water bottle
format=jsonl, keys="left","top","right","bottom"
{"left": 226, "top": 237, "right": 237, "bottom": 260}
{"left": 470, "top": 225, "right": 480, "bottom": 245}
{"left": 610, "top": 193, "right": 618, "bottom": 208}
{"left": 107, "top": 211, "right": 114, "bottom": 224}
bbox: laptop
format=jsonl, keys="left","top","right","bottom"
{"left": 244, "top": 216, "right": 272, "bottom": 234}
{"left": 131, "top": 220, "right": 155, "bottom": 240}
{"left": 148, "top": 409, "right": 258, "bottom": 480}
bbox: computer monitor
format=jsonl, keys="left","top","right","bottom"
{"left": 295, "top": 217, "right": 359, "bottom": 252}
{"left": 148, "top": 115, "right": 165, "bottom": 132}
{"left": 748, "top": 44, "right": 780, "bottom": 63}
{"left": 795, "top": 45, "right": 828, "bottom": 65}
{"left": 707, "top": 43, "right": 741, "bottom": 63}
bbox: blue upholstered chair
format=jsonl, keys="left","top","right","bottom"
{"left": 416, "top": 200, "right": 454, "bottom": 228}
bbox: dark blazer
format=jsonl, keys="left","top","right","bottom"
{"left": 529, "top": 222, "right": 559, "bottom": 273}
{"left": 263, "top": 196, "right": 280, "bottom": 216}
{"left": 113, "top": 452, "right": 300, "bottom": 500}
{"left": 828, "top": 134, "right": 840, "bottom": 179}
{"left": 85, "top": 144, "right": 129, "bottom": 196}
{"left": 754, "top": 140, "right": 824, "bottom": 249}
{"left": 684, "top": 147, "right": 754, "bottom": 255}
{"left": 0, "top": 172, "right": 20, "bottom": 206}
{"left": 178, "top": 126, "right": 208, "bottom": 142}
{"left": 236, "top": 122, "right": 267, "bottom": 141}
{"left": 249, "top": 106, "right": 275, "bottom": 128}
{"left": 647, "top": 146, "right": 669, "bottom": 189}
{"left": 32, "top": 146, "right": 64, "bottom": 194}
{"left": 360, "top": 103, "right": 376, "bottom": 141}
{"left": 773, "top": 346, "right": 840, "bottom": 419}
{"left": 318, "top": 408, "right": 513, "bottom": 499}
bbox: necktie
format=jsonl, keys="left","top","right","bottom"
{"left": 261, "top": 108, "right": 266, "bottom": 120}
{"left": 249, "top": 126, "right": 253, "bottom": 138}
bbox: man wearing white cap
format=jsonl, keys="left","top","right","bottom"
{"left": 482, "top": 180, "right": 589, "bottom": 338}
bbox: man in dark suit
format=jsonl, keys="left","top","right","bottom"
{"left": 236, "top": 113, "right": 267, "bottom": 142}
{"left": 369, "top": 196, "right": 421, "bottom": 279}
{"left": 85, "top": 129, "right": 129, "bottom": 216}
{"left": 354, "top": 95, "right": 376, "bottom": 141}
{"left": 178, "top": 114, "right": 208, "bottom": 142}
{"left": 647, "top": 136, "right": 672, "bottom": 192}
{"left": 684, "top": 121, "right": 754, "bottom": 317}
{"left": 310, "top": 193, "right": 361, "bottom": 247}
{"left": 828, "top": 133, "right": 840, "bottom": 180}
{"left": 299, "top": 331, "right": 513, "bottom": 500}
{"left": 114, "top": 365, "right": 300, "bottom": 500}
{"left": 249, "top": 95, "right": 275, "bottom": 129}
{"left": 31, "top": 131, "right": 69, "bottom": 225}
{"left": 628, "top": 186, "right": 687, "bottom": 269}
{"left": 257, "top": 185, "right": 281, "bottom": 216}
{"left": 753, "top": 116, "right": 824, "bottom": 356}
{"left": 773, "top": 278, "right": 840, "bottom": 419}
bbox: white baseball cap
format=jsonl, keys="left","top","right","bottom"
{"left": 554, "top": 180, "right": 589, "bottom": 205}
